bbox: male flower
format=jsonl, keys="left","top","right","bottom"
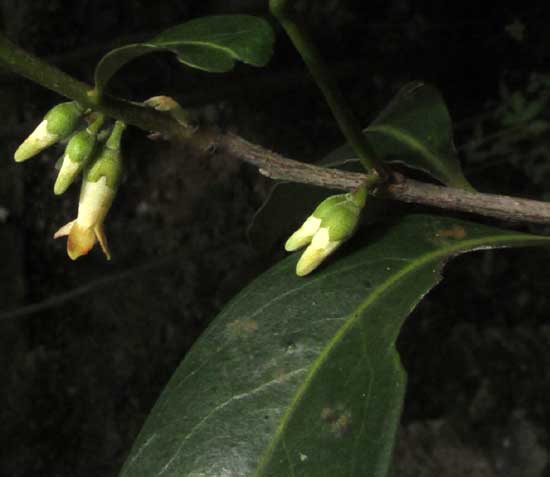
{"left": 54, "top": 121, "right": 125, "bottom": 260}
{"left": 15, "top": 101, "right": 84, "bottom": 162}
{"left": 285, "top": 189, "right": 365, "bottom": 276}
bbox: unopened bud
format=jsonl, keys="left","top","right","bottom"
{"left": 15, "top": 101, "right": 84, "bottom": 162}
{"left": 54, "top": 115, "right": 105, "bottom": 195}
{"left": 286, "top": 189, "right": 365, "bottom": 276}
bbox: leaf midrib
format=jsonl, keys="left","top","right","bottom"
{"left": 254, "top": 232, "right": 545, "bottom": 476}
{"left": 153, "top": 28, "right": 261, "bottom": 47}
{"left": 367, "top": 124, "right": 451, "bottom": 178}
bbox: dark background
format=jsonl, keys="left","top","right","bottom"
{"left": 1, "top": 1, "right": 550, "bottom": 476}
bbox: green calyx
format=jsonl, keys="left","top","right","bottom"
{"left": 85, "top": 147, "right": 122, "bottom": 190}
{"left": 65, "top": 115, "right": 104, "bottom": 163}
{"left": 44, "top": 101, "right": 84, "bottom": 138}
{"left": 312, "top": 194, "right": 348, "bottom": 221}
{"left": 312, "top": 191, "right": 364, "bottom": 242}
{"left": 85, "top": 121, "right": 125, "bottom": 189}
{"left": 323, "top": 201, "right": 361, "bottom": 242}
{"left": 65, "top": 129, "right": 95, "bottom": 163}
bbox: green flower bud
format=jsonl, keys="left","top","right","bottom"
{"left": 286, "top": 188, "right": 366, "bottom": 276}
{"left": 54, "top": 115, "right": 105, "bottom": 195}
{"left": 15, "top": 101, "right": 84, "bottom": 162}
{"left": 284, "top": 194, "right": 348, "bottom": 252}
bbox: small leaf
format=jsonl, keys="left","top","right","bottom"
{"left": 327, "top": 82, "right": 473, "bottom": 190}
{"left": 118, "top": 214, "right": 548, "bottom": 477}
{"left": 95, "top": 15, "right": 275, "bottom": 94}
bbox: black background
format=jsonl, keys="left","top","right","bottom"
{"left": 1, "top": 1, "right": 549, "bottom": 476}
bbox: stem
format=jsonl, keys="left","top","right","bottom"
{"left": 106, "top": 121, "right": 126, "bottom": 150}
{"left": 0, "top": 32, "right": 184, "bottom": 138}
{"left": 269, "top": 0, "right": 387, "bottom": 179}
{"left": 87, "top": 114, "right": 105, "bottom": 136}
{"left": 2, "top": 31, "right": 550, "bottom": 226}
{"left": 218, "top": 134, "right": 550, "bottom": 224}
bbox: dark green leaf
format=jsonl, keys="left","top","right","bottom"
{"left": 95, "top": 15, "right": 275, "bottom": 93}
{"left": 119, "top": 214, "right": 548, "bottom": 477}
{"left": 327, "top": 82, "right": 473, "bottom": 190}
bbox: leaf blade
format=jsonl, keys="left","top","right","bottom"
{"left": 119, "top": 215, "right": 548, "bottom": 477}
{"left": 94, "top": 15, "right": 275, "bottom": 93}
{"left": 327, "top": 82, "right": 473, "bottom": 190}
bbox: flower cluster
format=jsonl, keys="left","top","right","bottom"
{"left": 14, "top": 101, "right": 125, "bottom": 260}
{"left": 285, "top": 188, "right": 366, "bottom": 276}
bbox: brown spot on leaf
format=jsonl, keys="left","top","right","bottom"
{"left": 227, "top": 319, "right": 258, "bottom": 336}
{"left": 321, "top": 404, "right": 352, "bottom": 438}
{"left": 331, "top": 412, "right": 352, "bottom": 438}
{"left": 437, "top": 225, "right": 467, "bottom": 240}
{"left": 321, "top": 406, "right": 336, "bottom": 422}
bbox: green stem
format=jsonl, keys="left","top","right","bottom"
{"left": 269, "top": 0, "right": 387, "bottom": 179}
{"left": 106, "top": 120, "right": 126, "bottom": 150}
{"left": 87, "top": 114, "right": 105, "bottom": 136}
{"left": 0, "top": 32, "right": 183, "bottom": 138}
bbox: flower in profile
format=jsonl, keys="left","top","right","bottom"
{"left": 54, "top": 121, "right": 125, "bottom": 260}
{"left": 14, "top": 101, "right": 84, "bottom": 162}
{"left": 285, "top": 188, "right": 366, "bottom": 276}
{"left": 54, "top": 114, "right": 105, "bottom": 195}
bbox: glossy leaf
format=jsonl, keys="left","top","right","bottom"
{"left": 326, "top": 82, "right": 473, "bottom": 190}
{"left": 119, "top": 214, "right": 548, "bottom": 477}
{"left": 95, "top": 15, "right": 275, "bottom": 93}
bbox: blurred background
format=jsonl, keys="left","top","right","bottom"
{"left": 1, "top": 1, "right": 550, "bottom": 476}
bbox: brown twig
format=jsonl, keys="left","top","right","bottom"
{"left": 2, "top": 31, "right": 550, "bottom": 225}
{"left": 211, "top": 133, "right": 550, "bottom": 225}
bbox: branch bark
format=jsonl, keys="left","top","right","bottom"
{"left": 213, "top": 133, "right": 550, "bottom": 224}
{"left": 2, "top": 31, "right": 550, "bottom": 225}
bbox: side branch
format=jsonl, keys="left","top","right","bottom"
{"left": 2, "top": 31, "right": 549, "bottom": 225}
{"left": 215, "top": 134, "right": 550, "bottom": 225}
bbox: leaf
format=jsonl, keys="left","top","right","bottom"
{"left": 119, "top": 214, "right": 548, "bottom": 477}
{"left": 326, "top": 82, "right": 473, "bottom": 190}
{"left": 95, "top": 15, "right": 275, "bottom": 93}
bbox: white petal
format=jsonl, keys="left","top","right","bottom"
{"left": 77, "top": 176, "right": 115, "bottom": 228}
{"left": 285, "top": 216, "right": 322, "bottom": 251}
{"left": 296, "top": 228, "right": 341, "bottom": 276}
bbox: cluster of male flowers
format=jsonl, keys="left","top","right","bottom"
{"left": 14, "top": 99, "right": 367, "bottom": 275}
{"left": 14, "top": 101, "right": 125, "bottom": 261}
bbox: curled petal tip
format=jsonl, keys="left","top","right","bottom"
{"left": 53, "top": 221, "right": 75, "bottom": 239}
{"left": 95, "top": 224, "right": 111, "bottom": 260}
{"left": 66, "top": 223, "right": 96, "bottom": 260}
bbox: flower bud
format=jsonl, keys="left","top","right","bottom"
{"left": 15, "top": 101, "right": 84, "bottom": 162}
{"left": 286, "top": 189, "right": 365, "bottom": 276}
{"left": 54, "top": 121, "right": 125, "bottom": 260}
{"left": 54, "top": 115, "right": 105, "bottom": 195}
{"left": 144, "top": 95, "right": 192, "bottom": 126}
{"left": 284, "top": 194, "right": 347, "bottom": 252}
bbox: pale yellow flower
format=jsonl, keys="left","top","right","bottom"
{"left": 54, "top": 176, "right": 114, "bottom": 260}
